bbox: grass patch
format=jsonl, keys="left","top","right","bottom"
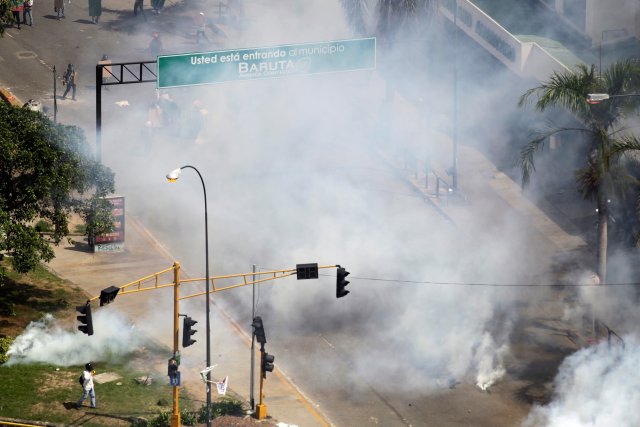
{"left": 0, "top": 258, "right": 87, "bottom": 338}
{"left": 0, "top": 361, "right": 194, "bottom": 426}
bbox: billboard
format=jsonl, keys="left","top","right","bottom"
{"left": 94, "top": 196, "right": 125, "bottom": 252}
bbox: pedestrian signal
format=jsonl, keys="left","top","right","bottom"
{"left": 336, "top": 266, "right": 350, "bottom": 298}
{"left": 182, "top": 316, "right": 198, "bottom": 348}
{"left": 76, "top": 304, "right": 94, "bottom": 336}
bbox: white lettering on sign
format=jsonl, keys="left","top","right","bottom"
{"left": 191, "top": 54, "right": 218, "bottom": 65}
{"left": 238, "top": 60, "right": 295, "bottom": 75}
{"left": 242, "top": 50, "right": 287, "bottom": 61}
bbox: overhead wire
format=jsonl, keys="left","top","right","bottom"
{"left": 317, "top": 273, "right": 640, "bottom": 287}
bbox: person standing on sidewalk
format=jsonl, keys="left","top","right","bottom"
{"left": 150, "top": 0, "right": 164, "bottom": 14}
{"left": 10, "top": 0, "right": 24, "bottom": 29}
{"left": 195, "top": 12, "right": 209, "bottom": 45}
{"left": 98, "top": 54, "right": 112, "bottom": 85}
{"left": 62, "top": 64, "right": 78, "bottom": 100}
{"left": 88, "top": 0, "right": 102, "bottom": 23}
{"left": 54, "top": 0, "right": 64, "bottom": 20}
{"left": 133, "top": 0, "right": 145, "bottom": 19}
{"left": 76, "top": 362, "right": 97, "bottom": 409}
{"left": 22, "top": 0, "right": 33, "bottom": 26}
{"left": 148, "top": 31, "right": 162, "bottom": 55}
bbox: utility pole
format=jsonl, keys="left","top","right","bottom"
{"left": 250, "top": 264, "right": 256, "bottom": 411}
{"left": 452, "top": 0, "right": 459, "bottom": 192}
{"left": 53, "top": 66, "right": 58, "bottom": 123}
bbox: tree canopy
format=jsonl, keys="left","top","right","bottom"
{"left": 519, "top": 61, "right": 640, "bottom": 282}
{"left": 0, "top": 102, "right": 115, "bottom": 273}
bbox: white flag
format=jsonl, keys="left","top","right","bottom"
{"left": 216, "top": 376, "right": 228, "bottom": 395}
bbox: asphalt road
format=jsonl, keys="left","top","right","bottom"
{"left": 1, "top": 1, "right": 583, "bottom": 426}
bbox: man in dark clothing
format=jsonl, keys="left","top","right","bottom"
{"left": 62, "top": 64, "right": 78, "bottom": 101}
{"left": 134, "top": 0, "right": 145, "bottom": 19}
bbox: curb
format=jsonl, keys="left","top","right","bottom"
{"left": 0, "top": 87, "right": 23, "bottom": 107}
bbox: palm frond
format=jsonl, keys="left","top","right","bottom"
{"left": 340, "top": 0, "right": 369, "bottom": 35}
{"left": 519, "top": 135, "right": 547, "bottom": 188}
{"left": 610, "top": 134, "right": 640, "bottom": 158}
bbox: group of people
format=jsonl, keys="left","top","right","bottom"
{"left": 9, "top": 0, "right": 33, "bottom": 28}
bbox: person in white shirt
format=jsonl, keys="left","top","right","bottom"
{"left": 76, "top": 362, "right": 96, "bottom": 409}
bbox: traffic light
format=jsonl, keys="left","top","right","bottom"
{"left": 182, "top": 316, "right": 197, "bottom": 347}
{"left": 336, "top": 266, "right": 350, "bottom": 298}
{"left": 76, "top": 304, "right": 94, "bottom": 336}
{"left": 99, "top": 286, "right": 120, "bottom": 306}
{"left": 296, "top": 263, "right": 318, "bottom": 280}
{"left": 252, "top": 316, "right": 266, "bottom": 345}
{"left": 262, "top": 352, "right": 275, "bottom": 376}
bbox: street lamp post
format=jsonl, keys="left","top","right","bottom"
{"left": 166, "top": 165, "right": 212, "bottom": 427}
{"left": 587, "top": 93, "right": 640, "bottom": 104}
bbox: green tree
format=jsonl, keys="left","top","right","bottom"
{"left": 340, "top": 0, "right": 435, "bottom": 42}
{"left": 1, "top": 0, "right": 13, "bottom": 36}
{"left": 519, "top": 61, "right": 640, "bottom": 283}
{"left": 0, "top": 102, "right": 115, "bottom": 273}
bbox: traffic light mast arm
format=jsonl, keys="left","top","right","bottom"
{"left": 178, "top": 265, "right": 339, "bottom": 301}
{"left": 86, "top": 265, "right": 177, "bottom": 304}
{"left": 86, "top": 263, "right": 342, "bottom": 303}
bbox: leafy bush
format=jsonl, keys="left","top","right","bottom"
{"left": 0, "top": 336, "right": 15, "bottom": 364}
{"left": 34, "top": 220, "right": 53, "bottom": 233}
{"left": 180, "top": 409, "right": 197, "bottom": 426}
{"left": 148, "top": 411, "right": 170, "bottom": 427}
{"left": 197, "top": 398, "right": 245, "bottom": 423}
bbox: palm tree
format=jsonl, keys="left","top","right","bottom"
{"left": 340, "top": 0, "right": 435, "bottom": 42}
{"left": 519, "top": 60, "right": 640, "bottom": 283}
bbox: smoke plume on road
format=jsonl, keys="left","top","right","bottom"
{"left": 6, "top": 311, "right": 149, "bottom": 367}
{"left": 523, "top": 335, "right": 640, "bottom": 427}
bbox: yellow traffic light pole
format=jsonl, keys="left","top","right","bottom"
{"left": 172, "top": 262, "right": 181, "bottom": 427}
{"left": 256, "top": 353, "right": 266, "bottom": 419}
{"left": 86, "top": 263, "right": 340, "bottom": 426}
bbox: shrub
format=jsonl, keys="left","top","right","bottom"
{"left": 180, "top": 409, "right": 197, "bottom": 426}
{"left": 0, "top": 336, "right": 15, "bottom": 364}
{"left": 34, "top": 220, "right": 53, "bottom": 233}
{"left": 197, "top": 398, "right": 245, "bottom": 423}
{"left": 148, "top": 411, "right": 170, "bottom": 427}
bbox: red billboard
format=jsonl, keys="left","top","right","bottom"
{"left": 95, "top": 196, "right": 125, "bottom": 244}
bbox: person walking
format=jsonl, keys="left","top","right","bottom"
{"left": 195, "top": 11, "right": 209, "bottom": 45}
{"left": 97, "top": 54, "right": 112, "bottom": 85}
{"left": 148, "top": 31, "right": 162, "bottom": 55}
{"left": 54, "top": 0, "right": 64, "bottom": 19}
{"left": 133, "top": 0, "right": 145, "bottom": 19}
{"left": 22, "top": 0, "right": 32, "bottom": 26}
{"left": 88, "top": 0, "right": 102, "bottom": 23}
{"left": 62, "top": 64, "right": 78, "bottom": 100}
{"left": 76, "top": 362, "right": 97, "bottom": 409}
{"left": 10, "top": 0, "right": 24, "bottom": 29}
{"left": 150, "top": 0, "right": 164, "bottom": 14}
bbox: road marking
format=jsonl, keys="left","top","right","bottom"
{"left": 16, "top": 51, "right": 37, "bottom": 60}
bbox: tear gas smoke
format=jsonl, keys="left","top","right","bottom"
{"left": 523, "top": 335, "right": 640, "bottom": 427}
{"left": 89, "top": 0, "right": 640, "bottom": 421}
{"left": 6, "top": 311, "right": 150, "bottom": 367}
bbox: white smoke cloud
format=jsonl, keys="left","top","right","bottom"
{"left": 475, "top": 331, "right": 509, "bottom": 391}
{"left": 6, "top": 310, "right": 150, "bottom": 367}
{"left": 523, "top": 335, "right": 640, "bottom": 427}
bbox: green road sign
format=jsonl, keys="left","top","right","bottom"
{"left": 157, "top": 37, "right": 376, "bottom": 89}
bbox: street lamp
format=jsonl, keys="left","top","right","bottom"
{"left": 166, "top": 165, "right": 212, "bottom": 427}
{"left": 587, "top": 93, "right": 640, "bottom": 104}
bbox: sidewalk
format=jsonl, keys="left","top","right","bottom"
{"left": 47, "top": 215, "right": 328, "bottom": 427}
